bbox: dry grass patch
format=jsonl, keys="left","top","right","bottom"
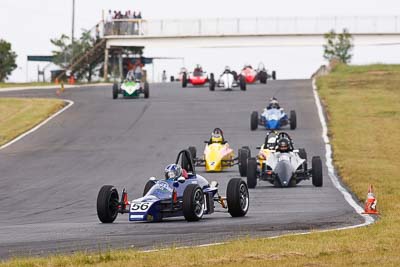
{"left": 0, "top": 98, "right": 64, "bottom": 146}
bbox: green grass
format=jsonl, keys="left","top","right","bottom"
{"left": 0, "top": 98, "right": 64, "bottom": 146}
{"left": 1, "top": 64, "right": 400, "bottom": 266}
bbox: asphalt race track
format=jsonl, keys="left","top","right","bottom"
{"left": 0, "top": 81, "right": 364, "bottom": 258}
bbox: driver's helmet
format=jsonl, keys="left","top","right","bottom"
{"left": 211, "top": 128, "right": 224, "bottom": 143}
{"left": 126, "top": 70, "right": 134, "bottom": 81}
{"left": 224, "top": 65, "right": 231, "bottom": 72}
{"left": 277, "top": 138, "right": 290, "bottom": 152}
{"left": 269, "top": 97, "right": 279, "bottom": 109}
{"left": 243, "top": 64, "right": 252, "bottom": 69}
{"left": 258, "top": 62, "right": 265, "bottom": 70}
{"left": 164, "top": 164, "right": 182, "bottom": 180}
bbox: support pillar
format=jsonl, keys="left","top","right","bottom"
{"left": 118, "top": 52, "right": 123, "bottom": 80}
{"left": 103, "top": 48, "right": 109, "bottom": 81}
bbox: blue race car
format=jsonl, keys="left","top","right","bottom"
{"left": 250, "top": 107, "right": 296, "bottom": 131}
{"left": 96, "top": 150, "right": 249, "bottom": 223}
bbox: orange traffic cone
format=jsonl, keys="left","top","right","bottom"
{"left": 362, "top": 184, "right": 379, "bottom": 215}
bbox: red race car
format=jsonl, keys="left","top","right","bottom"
{"left": 182, "top": 65, "right": 209, "bottom": 87}
{"left": 239, "top": 63, "right": 276, "bottom": 84}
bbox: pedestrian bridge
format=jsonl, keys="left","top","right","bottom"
{"left": 103, "top": 16, "right": 400, "bottom": 48}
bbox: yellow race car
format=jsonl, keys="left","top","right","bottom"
{"left": 187, "top": 128, "right": 250, "bottom": 176}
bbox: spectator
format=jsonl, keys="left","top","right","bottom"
{"left": 95, "top": 24, "right": 100, "bottom": 41}
{"left": 162, "top": 70, "right": 167, "bottom": 82}
{"left": 137, "top": 12, "right": 142, "bottom": 19}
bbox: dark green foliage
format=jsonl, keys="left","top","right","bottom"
{"left": 0, "top": 39, "right": 17, "bottom": 82}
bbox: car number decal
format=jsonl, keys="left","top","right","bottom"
{"left": 130, "top": 202, "right": 151, "bottom": 212}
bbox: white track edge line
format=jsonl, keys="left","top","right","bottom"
{"left": 0, "top": 99, "right": 74, "bottom": 150}
{"left": 140, "top": 79, "right": 376, "bottom": 254}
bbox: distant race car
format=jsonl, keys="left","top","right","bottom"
{"left": 188, "top": 128, "right": 250, "bottom": 176}
{"left": 96, "top": 150, "right": 249, "bottom": 223}
{"left": 182, "top": 65, "right": 209, "bottom": 87}
{"left": 112, "top": 79, "right": 149, "bottom": 99}
{"left": 251, "top": 106, "right": 296, "bottom": 130}
{"left": 245, "top": 132, "right": 323, "bottom": 188}
{"left": 209, "top": 67, "right": 246, "bottom": 91}
{"left": 239, "top": 63, "right": 276, "bottom": 84}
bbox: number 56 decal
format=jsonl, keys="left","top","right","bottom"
{"left": 130, "top": 202, "right": 151, "bottom": 212}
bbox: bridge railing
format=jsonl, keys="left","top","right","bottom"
{"left": 103, "top": 16, "right": 400, "bottom": 37}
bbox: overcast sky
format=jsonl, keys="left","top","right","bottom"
{"left": 1, "top": 0, "right": 400, "bottom": 81}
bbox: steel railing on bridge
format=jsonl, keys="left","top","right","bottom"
{"left": 103, "top": 16, "right": 400, "bottom": 37}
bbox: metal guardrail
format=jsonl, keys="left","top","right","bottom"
{"left": 103, "top": 16, "right": 400, "bottom": 37}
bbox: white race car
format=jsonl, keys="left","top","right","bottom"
{"left": 209, "top": 67, "right": 246, "bottom": 91}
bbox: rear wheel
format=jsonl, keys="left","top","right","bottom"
{"left": 112, "top": 83, "right": 119, "bottom": 99}
{"left": 182, "top": 72, "right": 188, "bottom": 88}
{"left": 183, "top": 184, "right": 205, "bottom": 221}
{"left": 312, "top": 156, "right": 323, "bottom": 187}
{"left": 238, "top": 147, "right": 250, "bottom": 177}
{"left": 246, "top": 157, "right": 257, "bottom": 188}
{"left": 143, "top": 82, "right": 149, "bottom": 98}
{"left": 227, "top": 178, "right": 249, "bottom": 217}
{"left": 239, "top": 76, "right": 246, "bottom": 91}
{"left": 97, "top": 185, "right": 119, "bottom": 223}
{"left": 259, "top": 71, "right": 267, "bottom": 84}
{"left": 251, "top": 111, "right": 259, "bottom": 131}
{"left": 209, "top": 73, "right": 215, "bottom": 91}
{"left": 272, "top": 71, "right": 277, "bottom": 80}
{"left": 143, "top": 180, "right": 156, "bottom": 196}
{"left": 290, "top": 110, "right": 297, "bottom": 130}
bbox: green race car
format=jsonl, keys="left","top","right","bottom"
{"left": 112, "top": 80, "right": 149, "bottom": 99}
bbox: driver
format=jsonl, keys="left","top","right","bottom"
{"left": 209, "top": 128, "right": 225, "bottom": 144}
{"left": 126, "top": 69, "right": 135, "bottom": 81}
{"left": 267, "top": 97, "right": 281, "bottom": 109}
{"left": 193, "top": 64, "right": 203, "bottom": 76}
{"left": 164, "top": 164, "right": 183, "bottom": 180}
{"left": 223, "top": 66, "right": 232, "bottom": 74}
{"left": 276, "top": 138, "right": 291, "bottom": 153}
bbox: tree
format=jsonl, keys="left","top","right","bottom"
{"left": 51, "top": 30, "right": 100, "bottom": 82}
{"left": 323, "top": 29, "right": 353, "bottom": 64}
{"left": 0, "top": 39, "right": 17, "bottom": 82}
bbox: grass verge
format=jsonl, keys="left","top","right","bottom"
{"left": 1, "top": 64, "right": 400, "bottom": 266}
{"left": 0, "top": 82, "right": 52, "bottom": 88}
{"left": 0, "top": 98, "right": 64, "bottom": 146}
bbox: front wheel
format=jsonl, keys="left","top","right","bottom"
{"left": 112, "top": 83, "right": 119, "bottom": 99}
{"left": 272, "top": 71, "right": 277, "bottom": 80}
{"left": 246, "top": 157, "right": 258, "bottom": 188}
{"left": 182, "top": 72, "right": 188, "bottom": 88}
{"left": 311, "top": 156, "right": 323, "bottom": 187}
{"left": 239, "top": 76, "right": 246, "bottom": 91}
{"left": 183, "top": 184, "right": 205, "bottom": 221}
{"left": 227, "top": 178, "right": 249, "bottom": 217}
{"left": 290, "top": 110, "right": 297, "bottom": 130}
{"left": 209, "top": 73, "right": 215, "bottom": 91}
{"left": 143, "top": 82, "right": 149, "bottom": 98}
{"left": 251, "top": 111, "right": 259, "bottom": 131}
{"left": 97, "top": 185, "right": 119, "bottom": 223}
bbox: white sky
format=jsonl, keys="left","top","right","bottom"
{"left": 1, "top": 0, "right": 400, "bottom": 81}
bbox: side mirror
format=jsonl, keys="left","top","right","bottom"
{"left": 177, "top": 177, "right": 186, "bottom": 183}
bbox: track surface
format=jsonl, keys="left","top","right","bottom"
{"left": 0, "top": 81, "right": 363, "bottom": 258}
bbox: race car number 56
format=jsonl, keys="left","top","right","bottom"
{"left": 131, "top": 203, "right": 151, "bottom": 212}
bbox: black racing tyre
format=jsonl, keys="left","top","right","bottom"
{"left": 242, "top": 146, "right": 251, "bottom": 157}
{"left": 272, "top": 70, "right": 277, "bottom": 80}
{"left": 209, "top": 73, "right": 215, "bottom": 91}
{"left": 188, "top": 146, "right": 197, "bottom": 160}
{"left": 259, "top": 71, "right": 267, "bottom": 84}
{"left": 246, "top": 157, "right": 257, "bottom": 188}
{"left": 143, "top": 82, "right": 149, "bottom": 98}
{"left": 238, "top": 148, "right": 250, "bottom": 177}
{"left": 239, "top": 76, "right": 246, "bottom": 91}
{"left": 182, "top": 72, "right": 188, "bottom": 88}
{"left": 298, "top": 148, "right": 308, "bottom": 171}
{"left": 312, "top": 156, "right": 323, "bottom": 187}
{"left": 112, "top": 83, "right": 119, "bottom": 99}
{"left": 251, "top": 111, "right": 259, "bottom": 131}
{"left": 290, "top": 110, "right": 297, "bottom": 130}
{"left": 227, "top": 178, "right": 249, "bottom": 217}
{"left": 143, "top": 180, "right": 156, "bottom": 196}
{"left": 97, "top": 185, "right": 119, "bottom": 223}
{"left": 232, "top": 71, "right": 238, "bottom": 81}
{"left": 183, "top": 184, "right": 205, "bottom": 221}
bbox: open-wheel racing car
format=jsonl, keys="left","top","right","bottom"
{"left": 209, "top": 66, "right": 246, "bottom": 91}
{"left": 182, "top": 65, "right": 209, "bottom": 88}
{"left": 187, "top": 128, "right": 251, "bottom": 176}
{"left": 239, "top": 63, "right": 276, "bottom": 84}
{"left": 96, "top": 149, "right": 249, "bottom": 223}
{"left": 112, "top": 78, "right": 149, "bottom": 99}
{"left": 244, "top": 132, "right": 323, "bottom": 188}
{"left": 251, "top": 98, "right": 296, "bottom": 130}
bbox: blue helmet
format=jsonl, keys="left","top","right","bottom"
{"left": 164, "top": 164, "right": 182, "bottom": 180}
